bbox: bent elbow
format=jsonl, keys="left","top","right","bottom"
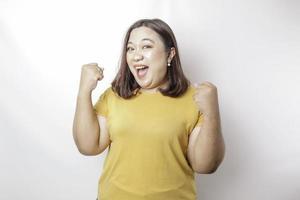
{"left": 75, "top": 144, "right": 100, "bottom": 156}
{"left": 77, "top": 148, "right": 93, "bottom": 156}
{"left": 194, "top": 166, "right": 219, "bottom": 174}
{"left": 78, "top": 148, "right": 100, "bottom": 156}
{"left": 195, "top": 150, "right": 226, "bottom": 174}
{"left": 193, "top": 160, "right": 222, "bottom": 174}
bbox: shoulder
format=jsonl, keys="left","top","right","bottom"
{"left": 103, "top": 86, "right": 113, "bottom": 95}
{"left": 170, "top": 84, "right": 197, "bottom": 101}
{"left": 101, "top": 86, "right": 117, "bottom": 96}
{"left": 96, "top": 87, "right": 113, "bottom": 101}
{"left": 100, "top": 86, "right": 122, "bottom": 100}
{"left": 183, "top": 84, "right": 198, "bottom": 96}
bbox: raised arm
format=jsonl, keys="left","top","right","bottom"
{"left": 187, "top": 82, "right": 225, "bottom": 173}
{"left": 72, "top": 63, "right": 105, "bottom": 155}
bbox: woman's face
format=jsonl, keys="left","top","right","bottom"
{"left": 126, "top": 27, "right": 174, "bottom": 91}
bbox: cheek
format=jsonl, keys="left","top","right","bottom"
{"left": 150, "top": 65, "right": 168, "bottom": 82}
{"left": 147, "top": 51, "right": 167, "bottom": 68}
{"left": 145, "top": 50, "right": 165, "bottom": 61}
{"left": 126, "top": 54, "right": 130, "bottom": 65}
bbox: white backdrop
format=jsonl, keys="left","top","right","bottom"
{"left": 1, "top": 0, "right": 299, "bottom": 199}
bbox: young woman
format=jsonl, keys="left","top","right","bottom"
{"left": 73, "top": 18, "right": 225, "bottom": 200}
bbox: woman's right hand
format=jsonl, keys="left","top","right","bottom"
{"left": 79, "top": 63, "right": 104, "bottom": 94}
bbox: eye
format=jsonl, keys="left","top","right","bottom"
{"left": 126, "top": 46, "right": 134, "bottom": 52}
{"left": 143, "top": 45, "right": 152, "bottom": 49}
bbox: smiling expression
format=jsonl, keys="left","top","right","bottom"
{"left": 126, "top": 27, "right": 174, "bottom": 92}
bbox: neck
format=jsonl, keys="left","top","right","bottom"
{"left": 140, "top": 79, "right": 169, "bottom": 93}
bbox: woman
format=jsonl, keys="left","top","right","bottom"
{"left": 73, "top": 18, "right": 225, "bottom": 200}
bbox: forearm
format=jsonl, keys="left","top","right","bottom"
{"left": 72, "top": 90, "right": 100, "bottom": 154}
{"left": 194, "top": 110, "right": 225, "bottom": 173}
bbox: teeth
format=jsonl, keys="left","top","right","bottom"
{"left": 135, "top": 65, "right": 148, "bottom": 70}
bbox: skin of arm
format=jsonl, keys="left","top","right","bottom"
{"left": 72, "top": 90, "right": 102, "bottom": 156}
{"left": 187, "top": 82, "right": 225, "bottom": 174}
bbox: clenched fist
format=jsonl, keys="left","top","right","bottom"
{"left": 79, "top": 63, "right": 104, "bottom": 93}
{"left": 193, "top": 82, "right": 219, "bottom": 116}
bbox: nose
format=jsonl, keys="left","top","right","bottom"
{"left": 133, "top": 49, "right": 143, "bottom": 62}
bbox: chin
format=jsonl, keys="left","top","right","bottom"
{"left": 136, "top": 79, "right": 152, "bottom": 88}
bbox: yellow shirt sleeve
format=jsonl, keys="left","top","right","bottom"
{"left": 93, "top": 88, "right": 110, "bottom": 117}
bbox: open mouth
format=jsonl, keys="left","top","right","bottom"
{"left": 135, "top": 65, "right": 149, "bottom": 78}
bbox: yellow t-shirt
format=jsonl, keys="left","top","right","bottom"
{"left": 93, "top": 85, "right": 203, "bottom": 200}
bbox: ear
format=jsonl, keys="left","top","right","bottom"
{"left": 167, "top": 47, "right": 176, "bottom": 63}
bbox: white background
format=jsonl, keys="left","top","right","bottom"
{"left": 1, "top": 0, "right": 299, "bottom": 199}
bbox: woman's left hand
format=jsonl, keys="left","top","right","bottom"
{"left": 193, "top": 82, "right": 219, "bottom": 116}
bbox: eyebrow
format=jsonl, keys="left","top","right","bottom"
{"left": 127, "top": 38, "right": 155, "bottom": 45}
